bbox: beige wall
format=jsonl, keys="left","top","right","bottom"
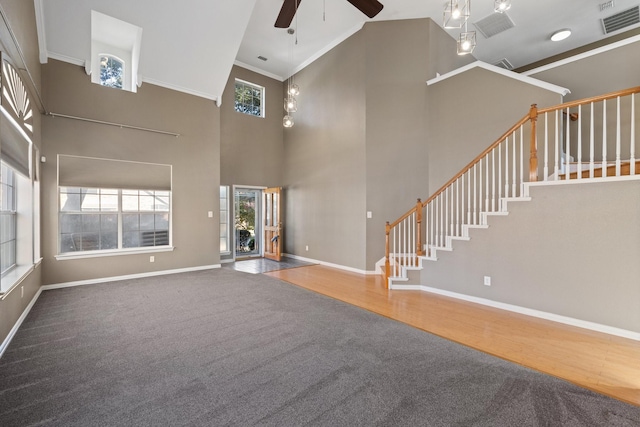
{"left": 283, "top": 31, "right": 368, "bottom": 269}
{"left": 220, "top": 66, "right": 284, "bottom": 188}
{"left": 0, "top": 0, "right": 43, "bottom": 346}
{"left": 528, "top": 40, "right": 640, "bottom": 101}
{"left": 41, "top": 60, "right": 220, "bottom": 285}
{"left": 421, "top": 180, "right": 640, "bottom": 333}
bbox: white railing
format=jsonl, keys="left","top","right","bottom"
{"left": 385, "top": 87, "right": 640, "bottom": 284}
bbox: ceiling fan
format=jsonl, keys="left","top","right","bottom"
{"left": 275, "top": 0, "right": 384, "bottom": 28}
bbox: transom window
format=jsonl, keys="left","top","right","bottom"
{"left": 234, "top": 79, "right": 264, "bottom": 118}
{"left": 59, "top": 187, "right": 170, "bottom": 253}
{"left": 99, "top": 55, "right": 124, "bottom": 89}
{"left": 0, "top": 163, "right": 16, "bottom": 275}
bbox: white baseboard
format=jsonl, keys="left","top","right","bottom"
{"left": 283, "top": 254, "right": 378, "bottom": 275}
{"left": 42, "top": 264, "right": 221, "bottom": 290}
{"left": 390, "top": 283, "right": 640, "bottom": 342}
{"left": 0, "top": 287, "right": 43, "bottom": 359}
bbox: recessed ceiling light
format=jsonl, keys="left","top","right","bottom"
{"left": 550, "top": 29, "right": 572, "bottom": 41}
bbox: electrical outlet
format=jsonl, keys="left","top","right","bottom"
{"left": 21, "top": 286, "right": 24, "bottom": 298}
{"left": 483, "top": 276, "right": 491, "bottom": 286}
{"left": 305, "top": 245, "right": 309, "bottom": 251}
{"left": 150, "top": 256, "right": 155, "bottom": 263}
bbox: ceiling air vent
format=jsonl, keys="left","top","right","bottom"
{"left": 493, "top": 58, "right": 514, "bottom": 70}
{"left": 473, "top": 12, "right": 515, "bottom": 39}
{"left": 602, "top": 6, "right": 640, "bottom": 34}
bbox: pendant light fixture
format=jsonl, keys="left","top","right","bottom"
{"left": 283, "top": 3, "right": 300, "bottom": 128}
{"left": 444, "top": 1, "right": 513, "bottom": 55}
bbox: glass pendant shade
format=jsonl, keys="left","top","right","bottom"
{"left": 457, "top": 30, "right": 476, "bottom": 55}
{"left": 288, "top": 83, "right": 300, "bottom": 96}
{"left": 284, "top": 96, "right": 298, "bottom": 113}
{"left": 443, "top": 0, "right": 470, "bottom": 29}
{"left": 494, "top": 0, "right": 511, "bottom": 13}
{"left": 283, "top": 115, "right": 294, "bottom": 128}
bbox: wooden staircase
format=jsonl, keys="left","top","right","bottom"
{"left": 385, "top": 86, "right": 640, "bottom": 287}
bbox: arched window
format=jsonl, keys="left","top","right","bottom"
{"left": 99, "top": 55, "right": 124, "bottom": 89}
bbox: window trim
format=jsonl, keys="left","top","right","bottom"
{"left": 234, "top": 78, "right": 265, "bottom": 118}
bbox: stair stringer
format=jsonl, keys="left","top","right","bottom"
{"left": 387, "top": 195, "right": 533, "bottom": 289}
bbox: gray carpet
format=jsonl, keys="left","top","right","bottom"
{"left": 0, "top": 269, "right": 638, "bottom": 426}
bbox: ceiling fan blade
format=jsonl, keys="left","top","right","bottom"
{"left": 345, "top": 0, "right": 384, "bottom": 19}
{"left": 275, "top": 0, "right": 302, "bottom": 28}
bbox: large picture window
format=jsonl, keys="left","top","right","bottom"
{"left": 59, "top": 188, "right": 170, "bottom": 254}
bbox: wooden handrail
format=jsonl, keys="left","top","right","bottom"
{"left": 537, "top": 86, "right": 640, "bottom": 114}
{"left": 387, "top": 205, "right": 419, "bottom": 231}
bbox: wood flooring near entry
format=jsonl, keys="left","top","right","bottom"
{"left": 265, "top": 265, "right": 640, "bottom": 406}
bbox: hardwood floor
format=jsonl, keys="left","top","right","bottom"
{"left": 265, "top": 265, "right": 640, "bottom": 406}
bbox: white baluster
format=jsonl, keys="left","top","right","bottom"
{"left": 457, "top": 178, "right": 461, "bottom": 236}
{"left": 616, "top": 96, "right": 621, "bottom": 176}
{"left": 577, "top": 104, "right": 582, "bottom": 180}
{"left": 473, "top": 165, "right": 477, "bottom": 225}
{"left": 498, "top": 141, "right": 503, "bottom": 209}
{"left": 492, "top": 149, "right": 496, "bottom": 212}
{"left": 566, "top": 107, "right": 571, "bottom": 181}
{"left": 512, "top": 132, "right": 517, "bottom": 197}
{"left": 631, "top": 93, "right": 636, "bottom": 175}
{"left": 505, "top": 136, "right": 510, "bottom": 196}
{"left": 430, "top": 201, "right": 435, "bottom": 254}
{"left": 519, "top": 126, "right": 524, "bottom": 196}
{"left": 467, "top": 169, "right": 471, "bottom": 225}
{"left": 485, "top": 153, "right": 490, "bottom": 213}
{"left": 543, "top": 113, "right": 549, "bottom": 181}
{"left": 554, "top": 110, "right": 559, "bottom": 180}
{"left": 602, "top": 99, "right": 607, "bottom": 177}
{"left": 587, "top": 102, "right": 593, "bottom": 178}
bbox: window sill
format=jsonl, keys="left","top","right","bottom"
{"left": 55, "top": 246, "right": 175, "bottom": 261}
{"left": 0, "top": 261, "right": 39, "bottom": 297}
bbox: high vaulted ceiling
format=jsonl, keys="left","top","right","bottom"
{"left": 36, "top": 0, "right": 640, "bottom": 104}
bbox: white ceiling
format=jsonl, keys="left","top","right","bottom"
{"left": 36, "top": 0, "right": 640, "bottom": 103}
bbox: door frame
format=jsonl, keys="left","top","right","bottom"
{"left": 232, "top": 185, "right": 265, "bottom": 261}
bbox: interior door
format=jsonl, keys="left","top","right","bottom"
{"left": 263, "top": 187, "right": 282, "bottom": 261}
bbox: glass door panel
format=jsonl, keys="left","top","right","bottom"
{"left": 234, "top": 188, "right": 260, "bottom": 257}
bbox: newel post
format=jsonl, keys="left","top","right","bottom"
{"left": 385, "top": 221, "right": 391, "bottom": 281}
{"left": 529, "top": 103, "right": 539, "bottom": 182}
{"left": 416, "top": 199, "right": 423, "bottom": 256}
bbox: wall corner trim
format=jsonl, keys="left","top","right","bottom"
{"left": 33, "top": 0, "right": 49, "bottom": 64}
{"left": 427, "top": 61, "right": 571, "bottom": 96}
